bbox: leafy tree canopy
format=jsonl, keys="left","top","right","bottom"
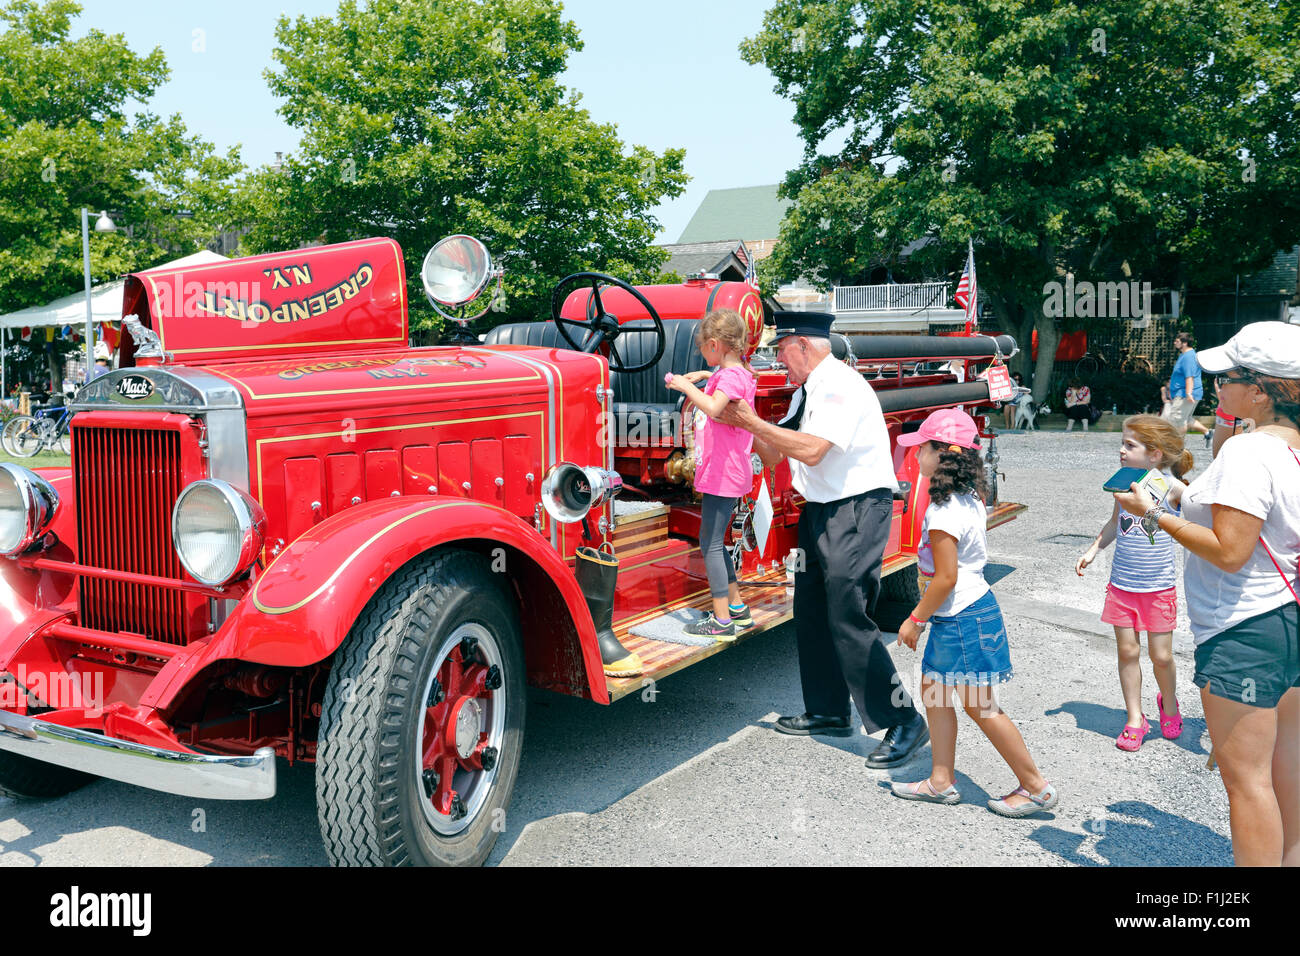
{"left": 742, "top": 0, "right": 1300, "bottom": 390}
{"left": 235, "top": 0, "right": 688, "bottom": 333}
{"left": 0, "top": 0, "right": 242, "bottom": 315}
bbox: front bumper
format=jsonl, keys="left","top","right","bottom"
{"left": 0, "top": 710, "right": 276, "bottom": 800}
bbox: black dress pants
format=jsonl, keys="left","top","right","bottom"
{"left": 793, "top": 489, "right": 919, "bottom": 733}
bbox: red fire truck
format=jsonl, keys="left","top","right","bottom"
{"left": 0, "top": 235, "right": 1023, "bottom": 866}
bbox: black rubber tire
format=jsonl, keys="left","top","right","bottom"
{"left": 0, "top": 751, "right": 96, "bottom": 799}
{"left": 875, "top": 568, "right": 921, "bottom": 635}
{"left": 315, "top": 549, "right": 525, "bottom": 867}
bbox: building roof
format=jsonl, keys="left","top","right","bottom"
{"left": 677, "top": 185, "right": 791, "bottom": 244}
{"left": 1240, "top": 245, "right": 1300, "bottom": 297}
{"left": 657, "top": 241, "right": 749, "bottom": 281}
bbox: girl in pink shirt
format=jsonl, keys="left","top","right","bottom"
{"left": 667, "top": 310, "right": 758, "bottom": 639}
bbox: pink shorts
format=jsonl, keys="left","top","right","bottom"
{"left": 1101, "top": 584, "right": 1177, "bottom": 633}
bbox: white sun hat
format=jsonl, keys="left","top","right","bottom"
{"left": 1196, "top": 321, "right": 1300, "bottom": 378}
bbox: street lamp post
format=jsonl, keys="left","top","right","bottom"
{"left": 81, "top": 208, "right": 116, "bottom": 385}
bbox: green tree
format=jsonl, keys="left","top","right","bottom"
{"left": 234, "top": 0, "right": 687, "bottom": 336}
{"left": 0, "top": 0, "right": 242, "bottom": 388}
{"left": 743, "top": 0, "right": 1300, "bottom": 395}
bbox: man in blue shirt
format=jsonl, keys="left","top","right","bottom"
{"left": 1161, "top": 331, "right": 1210, "bottom": 441}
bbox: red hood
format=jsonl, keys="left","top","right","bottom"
{"left": 120, "top": 238, "right": 408, "bottom": 365}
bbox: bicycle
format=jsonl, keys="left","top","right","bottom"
{"left": 1118, "top": 347, "right": 1156, "bottom": 376}
{"left": 1073, "top": 350, "right": 1108, "bottom": 378}
{"left": 2, "top": 404, "right": 72, "bottom": 457}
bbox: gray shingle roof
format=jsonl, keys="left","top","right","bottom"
{"left": 1240, "top": 246, "right": 1300, "bottom": 297}
{"left": 657, "top": 241, "right": 747, "bottom": 280}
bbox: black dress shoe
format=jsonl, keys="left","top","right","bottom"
{"left": 865, "top": 714, "right": 930, "bottom": 768}
{"left": 775, "top": 713, "right": 854, "bottom": 737}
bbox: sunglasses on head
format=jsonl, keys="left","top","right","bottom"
{"left": 1214, "top": 368, "right": 1257, "bottom": 388}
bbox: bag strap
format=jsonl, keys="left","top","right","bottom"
{"left": 1259, "top": 447, "right": 1300, "bottom": 604}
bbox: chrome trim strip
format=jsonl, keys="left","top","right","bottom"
{"left": 204, "top": 407, "right": 251, "bottom": 491}
{"left": 70, "top": 367, "right": 242, "bottom": 412}
{"left": 467, "top": 347, "right": 558, "bottom": 548}
{"left": 0, "top": 710, "right": 276, "bottom": 800}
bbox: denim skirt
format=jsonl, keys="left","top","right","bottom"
{"left": 921, "top": 590, "right": 1014, "bottom": 686}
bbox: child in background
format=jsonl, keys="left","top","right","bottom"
{"left": 666, "top": 310, "right": 758, "bottom": 639}
{"left": 1076, "top": 415, "right": 1191, "bottom": 750}
{"left": 892, "top": 409, "right": 1059, "bottom": 817}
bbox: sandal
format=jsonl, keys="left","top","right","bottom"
{"left": 1116, "top": 715, "right": 1149, "bottom": 752}
{"left": 1157, "top": 693, "right": 1182, "bottom": 740}
{"left": 987, "top": 782, "right": 1059, "bottom": 818}
{"left": 891, "top": 778, "right": 960, "bottom": 805}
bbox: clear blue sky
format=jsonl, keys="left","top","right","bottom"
{"left": 76, "top": 0, "right": 809, "bottom": 243}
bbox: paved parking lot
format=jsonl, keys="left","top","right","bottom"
{"left": 0, "top": 429, "right": 1232, "bottom": 866}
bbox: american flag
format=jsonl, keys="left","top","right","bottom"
{"left": 954, "top": 237, "right": 977, "bottom": 333}
{"left": 738, "top": 241, "right": 757, "bottom": 288}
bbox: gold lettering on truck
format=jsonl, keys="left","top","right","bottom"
{"left": 201, "top": 262, "right": 373, "bottom": 324}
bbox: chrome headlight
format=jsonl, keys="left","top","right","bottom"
{"left": 171, "top": 480, "right": 265, "bottom": 586}
{"left": 0, "top": 464, "right": 60, "bottom": 556}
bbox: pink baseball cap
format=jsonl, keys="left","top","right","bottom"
{"left": 896, "top": 408, "right": 981, "bottom": 449}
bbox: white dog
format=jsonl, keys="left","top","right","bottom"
{"left": 1011, "top": 387, "right": 1038, "bottom": 430}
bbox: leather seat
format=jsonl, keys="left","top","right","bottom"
{"left": 482, "top": 319, "right": 708, "bottom": 444}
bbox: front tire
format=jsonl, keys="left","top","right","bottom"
{"left": 316, "top": 549, "right": 525, "bottom": 866}
{"left": 875, "top": 568, "right": 921, "bottom": 634}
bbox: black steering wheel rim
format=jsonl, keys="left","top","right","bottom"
{"left": 549, "top": 272, "right": 667, "bottom": 374}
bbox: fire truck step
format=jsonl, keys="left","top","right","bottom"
{"left": 605, "top": 563, "right": 791, "bottom": 702}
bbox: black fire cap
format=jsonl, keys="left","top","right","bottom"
{"left": 770, "top": 311, "right": 834, "bottom": 344}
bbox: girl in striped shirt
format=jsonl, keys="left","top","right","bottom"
{"left": 1076, "top": 416, "right": 1192, "bottom": 751}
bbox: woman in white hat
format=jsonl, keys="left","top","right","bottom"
{"left": 1116, "top": 321, "right": 1300, "bottom": 866}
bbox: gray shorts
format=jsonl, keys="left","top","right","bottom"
{"left": 1194, "top": 602, "right": 1300, "bottom": 708}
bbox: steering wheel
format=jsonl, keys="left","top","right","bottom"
{"left": 550, "top": 272, "right": 667, "bottom": 374}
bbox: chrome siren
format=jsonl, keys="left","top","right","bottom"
{"left": 540, "top": 463, "right": 623, "bottom": 524}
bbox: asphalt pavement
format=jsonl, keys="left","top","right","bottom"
{"left": 0, "top": 428, "right": 1232, "bottom": 866}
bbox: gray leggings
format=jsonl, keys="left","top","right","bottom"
{"left": 699, "top": 493, "right": 739, "bottom": 601}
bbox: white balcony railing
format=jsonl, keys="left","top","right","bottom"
{"left": 833, "top": 282, "right": 952, "bottom": 313}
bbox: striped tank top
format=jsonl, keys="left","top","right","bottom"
{"left": 1110, "top": 470, "right": 1179, "bottom": 593}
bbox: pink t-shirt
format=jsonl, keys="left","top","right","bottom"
{"left": 693, "top": 365, "right": 757, "bottom": 498}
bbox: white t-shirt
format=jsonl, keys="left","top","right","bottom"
{"left": 917, "top": 492, "right": 991, "bottom": 617}
{"left": 1181, "top": 432, "right": 1300, "bottom": 644}
{"left": 788, "top": 354, "right": 899, "bottom": 503}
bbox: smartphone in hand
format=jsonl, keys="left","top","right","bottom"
{"left": 1102, "top": 466, "right": 1151, "bottom": 493}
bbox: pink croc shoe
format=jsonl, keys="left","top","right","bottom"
{"left": 1157, "top": 693, "right": 1183, "bottom": 740}
{"left": 1116, "top": 716, "right": 1149, "bottom": 752}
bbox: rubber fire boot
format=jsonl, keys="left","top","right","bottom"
{"left": 574, "top": 545, "right": 643, "bottom": 678}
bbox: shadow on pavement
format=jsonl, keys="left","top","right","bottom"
{"left": 984, "top": 563, "right": 1017, "bottom": 586}
{"left": 1046, "top": 700, "right": 1209, "bottom": 756}
{"left": 1027, "top": 799, "right": 1231, "bottom": 866}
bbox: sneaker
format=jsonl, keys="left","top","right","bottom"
{"left": 1204, "top": 431, "right": 1213, "bottom": 449}
{"left": 729, "top": 603, "right": 753, "bottom": 629}
{"left": 684, "top": 613, "right": 735, "bottom": 641}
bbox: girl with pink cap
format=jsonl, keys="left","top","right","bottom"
{"left": 891, "top": 408, "right": 1059, "bottom": 817}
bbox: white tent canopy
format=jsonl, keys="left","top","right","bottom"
{"left": 0, "top": 249, "right": 228, "bottom": 330}
{"left": 1, "top": 249, "right": 227, "bottom": 401}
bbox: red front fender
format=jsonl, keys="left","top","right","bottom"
{"left": 144, "top": 498, "right": 606, "bottom": 708}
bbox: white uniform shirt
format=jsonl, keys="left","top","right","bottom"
{"left": 788, "top": 353, "right": 899, "bottom": 503}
